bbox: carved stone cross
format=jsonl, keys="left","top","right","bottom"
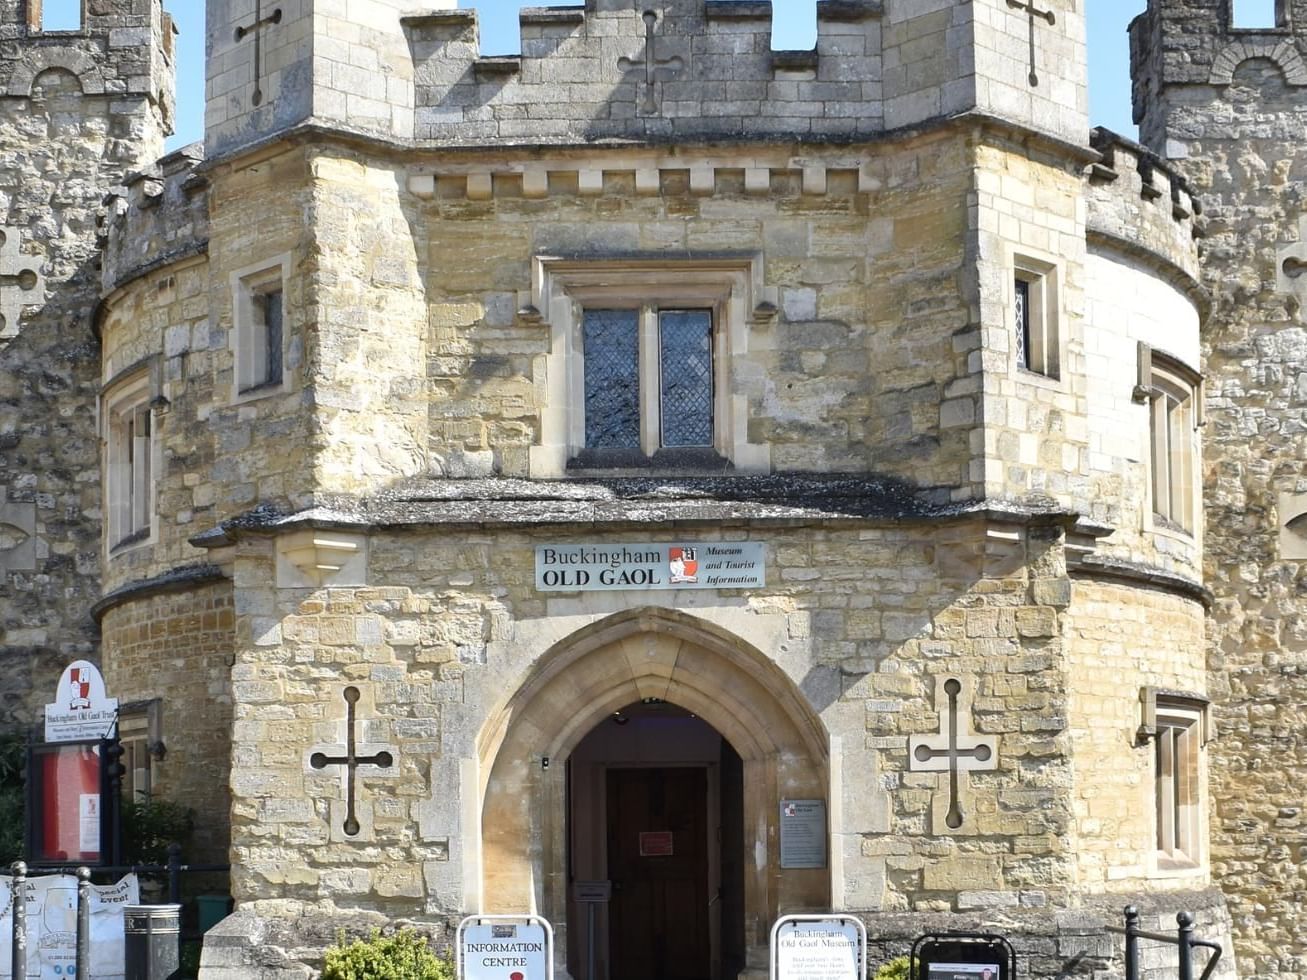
{"left": 618, "top": 10, "right": 684, "bottom": 114}
{"left": 309, "top": 686, "right": 395, "bottom": 837}
{"left": 908, "top": 677, "right": 997, "bottom": 831}
{"left": 1007, "top": 0, "right": 1056, "bottom": 87}
{"left": 0, "top": 227, "right": 43, "bottom": 345}
{"left": 234, "top": 2, "right": 283, "bottom": 107}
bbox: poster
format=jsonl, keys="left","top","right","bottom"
{"left": 773, "top": 919, "right": 862, "bottom": 980}
{"left": 779, "top": 799, "right": 827, "bottom": 869}
{"left": 0, "top": 873, "right": 138, "bottom": 979}
{"left": 927, "top": 966, "right": 1000, "bottom": 980}
{"left": 30, "top": 742, "right": 102, "bottom": 864}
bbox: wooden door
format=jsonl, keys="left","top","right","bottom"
{"left": 606, "top": 767, "right": 709, "bottom": 980}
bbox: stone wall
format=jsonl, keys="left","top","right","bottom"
{"left": 1066, "top": 581, "right": 1207, "bottom": 891}
{"left": 1131, "top": 2, "right": 1307, "bottom": 975}
{"left": 0, "top": 1, "right": 172, "bottom": 728}
{"left": 97, "top": 580, "right": 235, "bottom": 864}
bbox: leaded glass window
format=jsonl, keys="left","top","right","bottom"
{"left": 1014, "top": 277, "right": 1031, "bottom": 370}
{"left": 659, "top": 310, "right": 713, "bottom": 447}
{"left": 580, "top": 306, "right": 715, "bottom": 458}
{"left": 582, "top": 309, "right": 641, "bottom": 449}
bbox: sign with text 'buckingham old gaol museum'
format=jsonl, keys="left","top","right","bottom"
{"left": 535, "top": 542, "right": 765, "bottom": 592}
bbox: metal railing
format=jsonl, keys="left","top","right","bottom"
{"left": 8, "top": 846, "right": 230, "bottom": 978}
{"left": 1106, "top": 905, "right": 1223, "bottom": 980}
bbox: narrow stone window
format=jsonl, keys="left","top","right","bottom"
{"left": 1013, "top": 258, "right": 1059, "bottom": 379}
{"left": 117, "top": 702, "right": 162, "bottom": 803}
{"left": 103, "top": 371, "right": 155, "bottom": 550}
{"left": 231, "top": 257, "right": 291, "bottom": 401}
{"left": 1153, "top": 705, "right": 1202, "bottom": 863}
{"left": 1139, "top": 346, "right": 1202, "bottom": 534}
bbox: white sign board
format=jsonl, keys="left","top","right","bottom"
{"left": 0, "top": 873, "right": 139, "bottom": 979}
{"left": 44, "top": 660, "right": 117, "bottom": 743}
{"left": 770, "top": 915, "right": 866, "bottom": 980}
{"left": 458, "top": 915, "right": 553, "bottom": 980}
{"left": 535, "top": 542, "right": 765, "bottom": 592}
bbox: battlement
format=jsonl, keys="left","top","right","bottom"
{"left": 206, "top": 0, "right": 1086, "bottom": 159}
{"left": 101, "top": 144, "right": 209, "bottom": 296}
{"left": 1130, "top": 0, "right": 1307, "bottom": 151}
{"left": 405, "top": 1, "right": 884, "bottom": 144}
{"left": 1085, "top": 128, "right": 1201, "bottom": 284}
{"left": 0, "top": 0, "right": 175, "bottom": 126}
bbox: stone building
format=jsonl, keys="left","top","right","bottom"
{"left": 0, "top": 0, "right": 1304, "bottom": 977}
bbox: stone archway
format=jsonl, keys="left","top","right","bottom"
{"left": 477, "top": 607, "right": 830, "bottom": 977}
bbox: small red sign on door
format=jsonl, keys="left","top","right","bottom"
{"left": 638, "top": 831, "right": 674, "bottom": 857}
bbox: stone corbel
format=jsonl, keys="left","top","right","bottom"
{"left": 275, "top": 529, "right": 369, "bottom": 588}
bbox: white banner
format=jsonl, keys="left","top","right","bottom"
{"left": 0, "top": 874, "right": 139, "bottom": 978}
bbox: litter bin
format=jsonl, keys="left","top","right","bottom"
{"left": 124, "top": 903, "right": 181, "bottom": 979}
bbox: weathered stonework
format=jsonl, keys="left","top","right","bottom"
{"left": 1132, "top": 2, "right": 1307, "bottom": 976}
{"left": 0, "top": 0, "right": 173, "bottom": 730}
{"left": 18, "top": 0, "right": 1307, "bottom": 978}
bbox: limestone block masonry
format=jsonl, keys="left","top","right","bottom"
{"left": 17, "top": 0, "right": 1307, "bottom": 979}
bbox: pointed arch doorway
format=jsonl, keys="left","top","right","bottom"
{"left": 477, "top": 608, "right": 831, "bottom": 980}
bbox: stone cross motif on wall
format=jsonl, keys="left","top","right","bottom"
{"left": 617, "top": 10, "right": 684, "bottom": 114}
{"left": 234, "top": 1, "right": 283, "bottom": 107}
{"left": 0, "top": 227, "right": 44, "bottom": 345}
{"left": 309, "top": 686, "right": 395, "bottom": 837}
{"left": 1006, "top": 0, "right": 1056, "bottom": 87}
{"left": 908, "top": 677, "right": 997, "bottom": 831}
{"left": 0, "top": 488, "right": 38, "bottom": 574}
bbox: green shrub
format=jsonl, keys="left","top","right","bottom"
{"left": 322, "top": 928, "right": 453, "bottom": 980}
{"left": 121, "top": 797, "right": 194, "bottom": 864}
{"left": 874, "top": 955, "right": 912, "bottom": 980}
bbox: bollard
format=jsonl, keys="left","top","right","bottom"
{"left": 10, "top": 861, "right": 26, "bottom": 980}
{"left": 124, "top": 904, "right": 182, "bottom": 980}
{"left": 76, "top": 867, "right": 92, "bottom": 980}
{"left": 1123, "top": 905, "right": 1140, "bottom": 980}
{"left": 1177, "top": 911, "right": 1196, "bottom": 980}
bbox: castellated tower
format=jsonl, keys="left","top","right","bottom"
{"left": 1132, "top": 1, "right": 1307, "bottom": 976}
{"left": 0, "top": 1, "right": 173, "bottom": 726}
{"left": 26, "top": 0, "right": 1271, "bottom": 977}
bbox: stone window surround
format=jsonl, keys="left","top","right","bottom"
{"left": 117, "top": 698, "right": 164, "bottom": 804}
{"left": 527, "top": 255, "right": 773, "bottom": 479}
{"left": 102, "top": 366, "right": 157, "bottom": 555}
{"left": 230, "top": 254, "right": 292, "bottom": 404}
{"left": 1010, "top": 247, "right": 1062, "bottom": 383}
{"left": 1138, "top": 688, "right": 1210, "bottom": 875}
{"left": 1135, "top": 343, "right": 1203, "bottom": 541}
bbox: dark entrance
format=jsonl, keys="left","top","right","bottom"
{"left": 606, "top": 766, "right": 709, "bottom": 980}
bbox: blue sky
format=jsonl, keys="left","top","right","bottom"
{"left": 47, "top": 0, "right": 1280, "bottom": 151}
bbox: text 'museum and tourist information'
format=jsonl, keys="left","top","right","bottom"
{"left": 535, "top": 542, "right": 765, "bottom": 591}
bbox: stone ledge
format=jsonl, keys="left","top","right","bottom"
{"left": 188, "top": 479, "right": 1084, "bottom": 543}
{"left": 90, "top": 562, "right": 228, "bottom": 623}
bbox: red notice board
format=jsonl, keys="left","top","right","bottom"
{"left": 27, "top": 741, "right": 107, "bottom": 865}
